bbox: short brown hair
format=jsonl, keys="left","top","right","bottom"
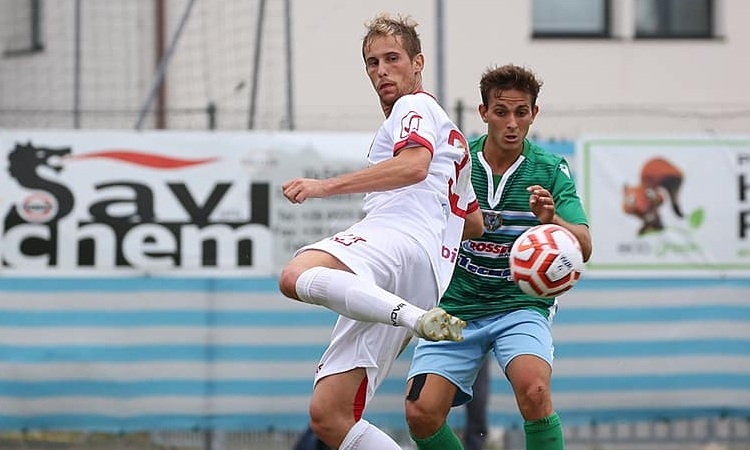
{"left": 362, "top": 13, "right": 422, "bottom": 60}
{"left": 480, "top": 65, "right": 543, "bottom": 106}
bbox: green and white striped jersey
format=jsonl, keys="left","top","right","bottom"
{"left": 439, "top": 136, "right": 589, "bottom": 321}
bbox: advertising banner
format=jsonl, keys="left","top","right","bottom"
{"left": 0, "top": 130, "right": 368, "bottom": 276}
{"left": 1, "top": 133, "right": 749, "bottom": 432}
{"left": 579, "top": 135, "right": 750, "bottom": 277}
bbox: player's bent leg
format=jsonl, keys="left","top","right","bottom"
{"left": 310, "top": 368, "right": 402, "bottom": 450}
{"left": 292, "top": 265, "right": 432, "bottom": 329}
{"left": 278, "top": 249, "right": 348, "bottom": 300}
{"left": 505, "top": 354, "right": 553, "bottom": 420}
{"left": 506, "top": 355, "right": 564, "bottom": 450}
{"left": 309, "top": 368, "right": 366, "bottom": 447}
{"left": 405, "top": 374, "right": 464, "bottom": 450}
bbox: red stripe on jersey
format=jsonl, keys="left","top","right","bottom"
{"left": 353, "top": 376, "right": 368, "bottom": 421}
{"left": 448, "top": 152, "right": 473, "bottom": 218}
{"left": 466, "top": 200, "right": 480, "bottom": 214}
{"left": 393, "top": 132, "right": 434, "bottom": 156}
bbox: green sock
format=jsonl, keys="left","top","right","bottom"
{"left": 411, "top": 422, "right": 464, "bottom": 450}
{"left": 524, "top": 412, "right": 565, "bottom": 450}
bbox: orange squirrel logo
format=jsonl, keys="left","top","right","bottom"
{"left": 622, "top": 157, "right": 684, "bottom": 235}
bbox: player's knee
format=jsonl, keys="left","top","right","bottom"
{"left": 517, "top": 381, "right": 553, "bottom": 419}
{"left": 405, "top": 397, "right": 445, "bottom": 438}
{"left": 278, "top": 265, "right": 301, "bottom": 299}
{"left": 522, "top": 380, "right": 550, "bottom": 404}
{"left": 308, "top": 402, "right": 337, "bottom": 443}
{"left": 405, "top": 384, "right": 448, "bottom": 438}
{"left": 405, "top": 374, "right": 451, "bottom": 437}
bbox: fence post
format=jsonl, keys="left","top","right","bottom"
{"left": 454, "top": 99, "right": 464, "bottom": 131}
{"left": 207, "top": 102, "right": 217, "bottom": 130}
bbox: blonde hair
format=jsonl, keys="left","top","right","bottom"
{"left": 362, "top": 13, "right": 422, "bottom": 60}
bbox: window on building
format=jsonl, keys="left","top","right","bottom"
{"left": 532, "top": 0, "right": 610, "bottom": 38}
{"left": 2, "top": 0, "right": 44, "bottom": 56}
{"left": 635, "top": 0, "right": 713, "bottom": 38}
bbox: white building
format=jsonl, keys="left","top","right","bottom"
{"left": 1, "top": 0, "right": 748, "bottom": 139}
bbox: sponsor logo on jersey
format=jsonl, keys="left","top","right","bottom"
{"left": 441, "top": 245, "right": 458, "bottom": 262}
{"left": 456, "top": 254, "right": 512, "bottom": 280}
{"left": 461, "top": 240, "right": 512, "bottom": 257}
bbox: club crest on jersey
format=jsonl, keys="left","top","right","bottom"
{"left": 331, "top": 233, "right": 367, "bottom": 246}
{"left": 400, "top": 111, "right": 422, "bottom": 138}
{"left": 483, "top": 210, "right": 502, "bottom": 231}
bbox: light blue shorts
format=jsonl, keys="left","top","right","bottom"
{"left": 407, "top": 308, "right": 554, "bottom": 406}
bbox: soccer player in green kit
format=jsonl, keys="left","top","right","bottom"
{"left": 404, "top": 64, "right": 593, "bottom": 450}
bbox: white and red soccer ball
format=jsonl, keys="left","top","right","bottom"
{"left": 509, "top": 224, "right": 584, "bottom": 298}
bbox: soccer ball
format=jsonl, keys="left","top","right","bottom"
{"left": 509, "top": 224, "right": 584, "bottom": 298}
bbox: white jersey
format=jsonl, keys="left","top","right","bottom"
{"left": 363, "top": 91, "right": 478, "bottom": 296}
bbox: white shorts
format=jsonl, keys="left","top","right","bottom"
{"left": 297, "top": 218, "right": 439, "bottom": 407}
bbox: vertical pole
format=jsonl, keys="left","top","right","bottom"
{"left": 73, "top": 0, "right": 81, "bottom": 128}
{"left": 454, "top": 99, "right": 464, "bottom": 130}
{"left": 435, "top": 0, "right": 446, "bottom": 106}
{"left": 31, "top": 0, "right": 42, "bottom": 49}
{"left": 135, "top": 0, "right": 197, "bottom": 130}
{"left": 248, "top": 0, "right": 268, "bottom": 129}
{"left": 283, "top": 0, "right": 295, "bottom": 130}
{"left": 206, "top": 102, "right": 216, "bottom": 130}
{"left": 154, "top": 0, "right": 167, "bottom": 129}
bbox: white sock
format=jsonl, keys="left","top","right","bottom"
{"left": 295, "top": 267, "right": 426, "bottom": 329}
{"left": 338, "top": 419, "right": 403, "bottom": 450}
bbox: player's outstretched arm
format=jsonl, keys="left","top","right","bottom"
{"left": 282, "top": 146, "right": 431, "bottom": 204}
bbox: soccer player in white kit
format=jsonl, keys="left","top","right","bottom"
{"left": 278, "top": 13, "right": 484, "bottom": 450}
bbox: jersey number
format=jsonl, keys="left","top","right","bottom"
{"left": 447, "top": 129, "right": 471, "bottom": 218}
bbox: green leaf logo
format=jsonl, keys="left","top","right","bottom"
{"left": 688, "top": 208, "right": 704, "bottom": 229}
